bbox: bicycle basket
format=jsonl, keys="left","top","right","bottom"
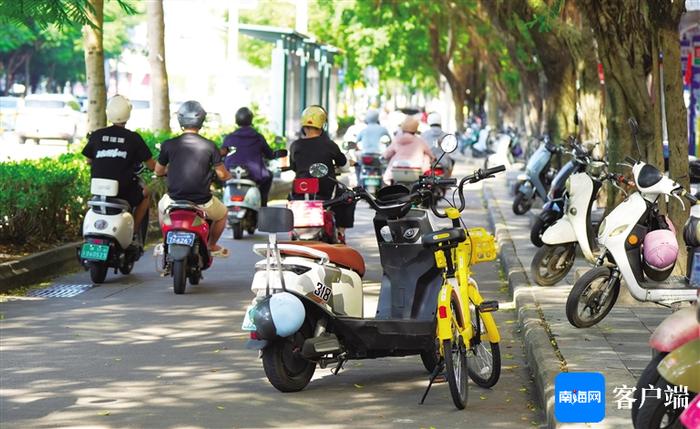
{"left": 467, "top": 227, "right": 497, "bottom": 264}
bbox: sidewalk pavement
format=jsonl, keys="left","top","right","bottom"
{"left": 483, "top": 171, "right": 672, "bottom": 428}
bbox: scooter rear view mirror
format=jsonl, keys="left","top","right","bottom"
{"left": 309, "top": 163, "right": 329, "bottom": 178}
{"left": 439, "top": 134, "right": 458, "bottom": 153}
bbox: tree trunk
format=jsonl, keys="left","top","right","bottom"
{"left": 147, "top": 0, "right": 170, "bottom": 132}
{"left": 82, "top": 0, "right": 106, "bottom": 132}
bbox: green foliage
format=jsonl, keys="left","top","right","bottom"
{"left": 237, "top": 0, "right": 295, "bottom": 69}
{"left": 0, "top": 0, "right": 136, "bottom": 29}
{"left": 0, "top": 153, "right": 89, "bottom": 244}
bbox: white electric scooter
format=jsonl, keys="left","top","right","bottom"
{"left": 530, "top": 166, "right": 630, "bottom": 286}
{"left": 223, "top": 166, "right": 262, "bottom": 240}
{"left": 566, "top": 150, "right": 699, "bottom": 328}
{"left": 78, "top": 178, "right": 147, "bottom": 283}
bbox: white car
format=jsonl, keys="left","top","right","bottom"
{"left": 15, "top": 94, "right": 84, "bottom": 144}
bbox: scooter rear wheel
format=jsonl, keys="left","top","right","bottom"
{"left": 89, "top": 263, "right": 108, "bottom": 284}
{"left": 232, "top": 223, "right": 243, "bottom": 240}
{"left": 634, "top": 378, "right": 685, "bottom": 429}
{"left": 531, "top": 244, "right": 576, "bottom": 286}
{"left": 566, "top": 267, "right": 620, "bottom": 328}
{"left": 172, "top": 259, "right": 187, "bottom": 295}
{"left": 262, "top": 326, "right": 316, "bottom": 392}
{"left": 119, "top": 260, "right": 134, "bottom": 275}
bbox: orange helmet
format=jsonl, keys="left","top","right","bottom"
{"left": 401, "top": 117, "right": 419, "bottom": 133}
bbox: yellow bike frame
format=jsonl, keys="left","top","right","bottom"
{"left": 434, "top": 208, "right": 500, "bottom": 354}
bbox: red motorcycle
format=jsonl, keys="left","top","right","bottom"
{"left": 160, "top": 201, "right": 212, "bottom": 294}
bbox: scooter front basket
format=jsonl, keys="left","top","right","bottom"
{"left": 467, "top": 227, "right": 498, "bottom": 264}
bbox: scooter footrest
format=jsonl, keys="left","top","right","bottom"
{"left": 478, "top": 300, "right": 499, "bottom": 313}
{"left": 302, "top": 333, "right": 341, "bottom": 358}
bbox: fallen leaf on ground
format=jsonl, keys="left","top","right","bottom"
{"left": 217, "top": 405, "right": 225, "bottom": 410}
{"left": 480, "top": 395, "right": 487, "bottom": 400}
{"left": 354, "top": 384, "right": 363, "bottom": 389}
{"left": 98, "top": 411, "right": 110, "bottom": 416}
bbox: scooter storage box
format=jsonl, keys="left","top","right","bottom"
{"left": 391, "top": 167, "right": 421, "bottom": 183}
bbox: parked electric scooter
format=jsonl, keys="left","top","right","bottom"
{"left": 512, "top": 136, "right": 560, "bottom": 215}
{"left": 159, "top": 201, "right": 212, "bottom": 294}
{"left": 631, "top": 294, "right": 699, "bottom": 428}
{"left": 565, "top": 149, "right": 700, "bottom": 328}
{"left": 530, "top": 137, "right": 592, "bottom": 247}
{"left": 242, "top": 137, "right": 503, "bottom": 393}
{"left": 78, "top": 178, "right": 148, "bottom": 283}
{"left": 530, "top": 166, "right": 631, "bottom": 286}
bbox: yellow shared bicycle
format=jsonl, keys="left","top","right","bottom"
{"left": 420, "top": 165, "right": 504, "bottom": 409}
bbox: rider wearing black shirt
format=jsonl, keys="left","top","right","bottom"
{"left": 155, "top": 100, "right": 232, "bottom": 257}
{"left": 82, "top": 95, "right": 155, "bottom": 229}
{"left": 289, "top": 105, "right": 356, "bottom": 238}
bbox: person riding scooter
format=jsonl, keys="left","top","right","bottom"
{"left": 81, "top": 94, "right": 155, "bottom": 233}
{"left": 289, "top": 105, "right": 355, "bottom": 241}
{"left": 155, "top": 100, "right": 232, "bottom": 257}
{"left": 421, "top": 112, "right": 454, "bottom": 175}
{"left": 221, "top": 107, "right": 274, "bottom": 206}
{"left": 382, "top": 117, "right": 435, "bottom": 185}
{"left": 356, "top": 109, "right": 391, "bottom": 185}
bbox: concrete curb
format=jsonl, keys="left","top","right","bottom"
{"left": 0, "top": 241, "right": 83, "bottom": 292}
{"left": 484, "top": 183, "right": 565, "bottom": 429}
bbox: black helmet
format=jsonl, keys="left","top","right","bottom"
{"left": 177, "top": 100, "right": 206, "bottom": 129}
{"left": 235, "top": 107, "right": 254, "bottom": 127}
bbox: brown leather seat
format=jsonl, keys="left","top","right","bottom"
{"left": 279, "top": 241, "right": 366, "bottom": 277}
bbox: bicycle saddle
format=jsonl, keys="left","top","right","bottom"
{"left": 422, "top": 228, "right": 466, "bottom": 249}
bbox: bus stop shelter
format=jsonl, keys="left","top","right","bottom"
{"left": 239, "top": 24, "right": 340, "bottom": 138}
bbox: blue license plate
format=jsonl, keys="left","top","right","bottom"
{"left": 166, "top": 231, "right": 195, "bottom": 246}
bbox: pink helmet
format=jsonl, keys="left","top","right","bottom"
{"left": 643, "top": 228, "right": 679, "bottom": 281}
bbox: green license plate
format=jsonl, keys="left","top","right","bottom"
{"left": 241, "top": 305, "right": 256, "bottom": 331}
{"left": 81, "top": 243, "right": 109, "bottom": 261}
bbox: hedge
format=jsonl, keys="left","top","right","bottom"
{"left": 0, "top": 109, "right": 281, "bottom": 246}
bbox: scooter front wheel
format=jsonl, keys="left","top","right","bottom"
{"left": 531, "top": 243, "right": 576, "bottom": 286}
{"left": 566, "top": 267, "right": 620, "bottom": 328}
{"left": 262, "top": 328, "right": 316, "bottom": 392}
{"left": 512, "top": 191, "right": 532, "bottom": 215}
{"left": 89, "top": 263, "right": 108, "bottom": 284}
{"left": 172, "top": 259, "right": 187, "bottom": 295}
{"left": 632, "top": 352, "right": 667, "bottom": 425}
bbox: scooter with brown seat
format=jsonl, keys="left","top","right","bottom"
{"left": 241, "top": 146, "right": 465, "bottom": 393}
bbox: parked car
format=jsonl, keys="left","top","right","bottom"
{"left": 0, "top": 96, "right": 22, "bottom": 131}
{"left": 15, "top": 94, "right": 84, "bottom": 144}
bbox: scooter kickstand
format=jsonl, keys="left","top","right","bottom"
{"left": 332, "top": 356, "right": 347, "bottom": 375}
{"left": 419, "top": 360, "right": 445, "bottom": 405}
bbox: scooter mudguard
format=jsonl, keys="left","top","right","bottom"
{"left": 542, "top": 217, "right": 577, "bottom": 246}
{"left": 657, "top": 339, "right": 700, "bottom": 392}
{"left": 168, "top": 243, "right": 191, "bottom": 261}
{"left": 649, "top": 305, "right": 700, "bottom": 352}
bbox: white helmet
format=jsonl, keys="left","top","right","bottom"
{"left": 106, "top": 95, "right": 132, "bottom": 124}
{"left": 427, "top": 112, "right": 442, "bottom": 127}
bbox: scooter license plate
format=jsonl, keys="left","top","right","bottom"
{"left": 81, "top": 243, "right": 109, "bottom": 261}
{"left": 166, "top": 231, "right": 195, "bottom": 246}
{"left": 365, "top": 178, "right": 381, "bottom": 186}
{"left": 241, "top": 305, "right": 256, "bottom": 331}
